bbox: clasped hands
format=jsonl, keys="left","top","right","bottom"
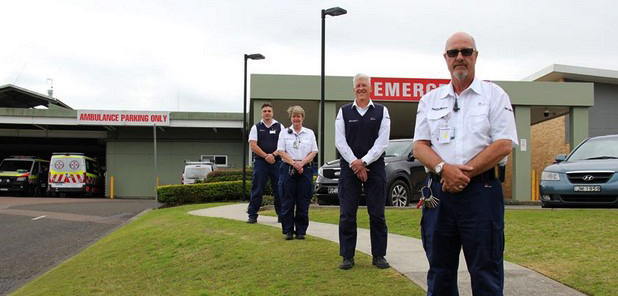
{"left": 293, "top": 160, "right": 304, "bottom": 174}
{"left": 440, "top": 163, "right": 474, "bottom": 193}
{"left": 350, "top": 159, "right": 369, "bottom": 182}
{"left": 264, "top": 153, "right": 276, "bottom": 164}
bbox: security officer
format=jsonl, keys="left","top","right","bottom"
{"left": 247, "top": 103, "right": 282, "bottom": 224}
{"left": 413, "top": 32, "right": 518, "bottom": 295}
{"left": 335, "top": 73, "right": 391, "bottom": 270}
{"left": 277, "top": 105, "right": 318, "bottom": 240}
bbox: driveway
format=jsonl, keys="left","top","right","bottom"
{"left": 0, "top": 196, "right": 154, "bottom": 295}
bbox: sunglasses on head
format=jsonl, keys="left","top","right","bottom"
{"left": 445, "top": 48, "right": 475, "bottom": 58}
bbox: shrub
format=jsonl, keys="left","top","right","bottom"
{"left": 206, "top": 168, "right": 251, "bottom": 182}
{"left": 157, "top": 180, "right": 274, "bottom": 207}
{"left": 158, "top": 181, "right": 248, "bottom": 206}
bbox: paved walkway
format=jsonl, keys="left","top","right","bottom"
{"left": 189, "top": 204, "right": 585, "bottom": 296}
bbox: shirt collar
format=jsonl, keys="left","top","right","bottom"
{"left": 287, "top": 125, "right": 306, "bottom": 135}
{"left": 439, "top": 76, "right": 483, "bottom": 99}
{"left": 261, "top": 119, "right": 278, "bottom": 128}
{"left": 352, "top": 99, "right": 375, "bottom": 109}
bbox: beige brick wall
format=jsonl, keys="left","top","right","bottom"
{"left": 502, "top": 116, "right": 570, "bottom": 199}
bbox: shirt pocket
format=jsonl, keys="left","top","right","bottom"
{"left": 467, "top": 105, "right": 490, "bottom": 134}
{"left": 427, "top": 109, "right": 450, "bottom": 138}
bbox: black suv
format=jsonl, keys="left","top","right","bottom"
{"left": 315, "top": 139, "right": 428, "bottom": 207}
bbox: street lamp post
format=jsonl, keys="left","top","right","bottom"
{"left": 320, "top": 7, "right": 347, "bottom": 166}
{"left": 243, "top": 53, "right": 265, "bottom": 202}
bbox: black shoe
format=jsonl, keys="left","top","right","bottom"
{"left": 339, "top": 257, "right": 354, "bottom": 270}
{"left": 285, "top": 233, "right": 294, "bottom": 240}
{"left": 295, "top": 234, "right": 305, "bottom": 240}
{"left": 247, "top": 217, "right": 257, "bottom": 224}
{"left": 372, "top": 256, "right": 390, "bottom": 269}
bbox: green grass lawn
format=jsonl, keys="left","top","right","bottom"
{"left": 263, "top": 207, "right": 618, "bottom": 296}
{"left": 13, "top": 203, "right": 424, "bottom": 296}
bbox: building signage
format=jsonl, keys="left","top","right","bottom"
{"left": 77, "top": 110, "right": 171, "bottom": 126}
{"left": 371, "top": 77, "right": 451, "bottom": 102}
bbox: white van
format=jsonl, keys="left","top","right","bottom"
{"left": 181, "top": 161, "right": 216, "bottom": 184}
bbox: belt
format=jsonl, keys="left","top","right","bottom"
{"left": 431, "top": 167, "right": 496, "bottom": 183}
{"left": 289, "top": 162, "right": 312, "bottom": 168}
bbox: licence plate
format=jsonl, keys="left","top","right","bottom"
{"left": 574, "top": 185, "right": 601, "bottom": 192}
{"left": 328, "top": 186, "right": 338, "bottom": 194}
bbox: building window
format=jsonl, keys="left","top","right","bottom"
{"left": 201, "top": 155, "right": 228, "bottom": 167}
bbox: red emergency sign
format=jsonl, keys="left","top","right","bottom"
{"left": 371, "top": 77, "right": 451, "bottom": 102}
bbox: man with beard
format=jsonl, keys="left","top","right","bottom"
{"left": 335, "top": 73, "right": 391, "bottom": 270}
{"left": 413, "top": 32, "right": 518, "bottom": 295}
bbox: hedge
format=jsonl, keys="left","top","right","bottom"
{"left": 157, "top": 180, "right": 274, "bottom": 206}
{"left": 206, "top": 168, "right": 252, "bottom": 183}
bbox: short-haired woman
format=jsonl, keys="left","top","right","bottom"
{"left": 276, "top": 105, "right": 318, "bottom": 240}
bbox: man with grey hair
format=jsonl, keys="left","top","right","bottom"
{"left": 413, "top": 32, "right": 518, "bottom": 295}
{"left": 335, "top": 73, "right": 391, "bottom": 270}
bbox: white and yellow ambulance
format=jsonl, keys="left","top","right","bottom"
{"left": 48, "top": 153, "right": 104, "bottom": 197}
{"left": 0, "top": 156, "right": 49, "bottom": 196}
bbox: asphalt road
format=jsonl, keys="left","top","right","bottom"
{"left": 0, "top": 196, "right": 155, "bottom": 295}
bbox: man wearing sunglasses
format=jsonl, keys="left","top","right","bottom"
{"left": 413, "top": 32, "right": 518, "bottom": 295}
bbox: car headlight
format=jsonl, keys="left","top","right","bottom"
{"left": 541, "top": 171, "right": 560, "bottom": 181}
{"left": 16, "top": 177, "right": 27, "bottom": 182}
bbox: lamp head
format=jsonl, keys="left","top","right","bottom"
{"left": 245, "top": 53, "right": 265, "bottom": 60}
{"left": 323, "top": 7, "right": 347, "bottom": 17}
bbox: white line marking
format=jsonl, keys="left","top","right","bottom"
{"left": 32, "top": 215, "right": 46, "bottom": 221}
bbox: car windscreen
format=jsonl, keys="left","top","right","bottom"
{"left": 385, "top": 141, "right": 412, "bottom": 157}
{"left": 0, "top": 160, "right": 33, "bottom": 173}
{"left": 185, "top": 166, "right": 211, "bottom": 179}
{"left": 568, "top": 137, "right": 618, "bottom": 161}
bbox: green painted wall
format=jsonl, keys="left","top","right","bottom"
{"left": 106, "top": 140, "right": 242, "bottom": 198}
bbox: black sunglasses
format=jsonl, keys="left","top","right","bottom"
{"left": 445, "top": 48, "right": 476, "bottom": 58}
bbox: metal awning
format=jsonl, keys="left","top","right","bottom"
{"left": 0, "top": 84, "right": 72, "bottom": 109}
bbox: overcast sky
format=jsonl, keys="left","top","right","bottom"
{"left": 1, "top": 0, "right": 615, "bottom": 112}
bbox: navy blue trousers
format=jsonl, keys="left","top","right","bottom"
{"left": 338, "top": 164, "right": 387, "bottom": 258}
{"left": 280, "top": 163, "right": 313, "bottom": 235}
{"left": 421, "top": 176, "right": 505, "bottom": 296}
{"left": 247, "top": 158, "right": 282, "bottom": 219}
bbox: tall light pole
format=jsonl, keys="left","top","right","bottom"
{"left": 320, "top": 7, "right": 347, "bottom": 166}
{"left": 243, "top": 53, "right": 265, "bottom": 202}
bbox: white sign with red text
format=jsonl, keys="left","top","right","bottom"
{"left": 77, "top": 110, "right": 170, "bottom": 126}
{"left": 371, "top": 77, "right": 451, "bottom": 102}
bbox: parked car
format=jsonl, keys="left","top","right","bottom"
{"left": 539, "top": 134, "right": 618, "bottom": 208}
{"left": 48, "top": 153, "right": 104, "bottom": 197}
{"left": 0, "top": 156, "right": 49, "bottom": 196}
{"left": 182, "top": 161, "right": 216, "bottom": 184}
{"left": 315, "top": 139, "right": 428, "bottom": 207}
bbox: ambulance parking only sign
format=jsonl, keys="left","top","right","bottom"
{"left": 77, "top": 110, "right": 171, "bottom": 126}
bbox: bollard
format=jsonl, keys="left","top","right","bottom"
{"left": 110, "top": 176, "right": 115, "bottom": 199}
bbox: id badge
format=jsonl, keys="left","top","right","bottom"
{"left": 439, "top": 127, "right": 453, "bottom": 143}
{"left": 269, "top": 130, "right": 276, "bottom": 134}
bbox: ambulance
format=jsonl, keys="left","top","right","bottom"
{"left": 48, "top": 153, "right": 104, "bottom": 197}
{"left": 0, "top": 156, "right": 49, "bottom": 196}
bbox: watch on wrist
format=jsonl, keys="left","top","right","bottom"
{"left": 362, "top": 161, "right": 368, "bottom": 167}
{"left": 434, "top": 161, "right": 445, "bottom": 175}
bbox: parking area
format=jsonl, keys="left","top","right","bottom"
{"left": 0, "top": 196, "right": 154, "bottom": 295}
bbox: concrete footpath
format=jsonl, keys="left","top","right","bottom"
{"left": 189, "top": 204, "right": 585, "bottom": 296}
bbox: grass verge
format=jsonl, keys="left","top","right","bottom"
{"left": 13, "top": 203, "right": 424, "bottom": 296}
{"left": 263, "top": 207, "right": 617, "bottom": 295}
